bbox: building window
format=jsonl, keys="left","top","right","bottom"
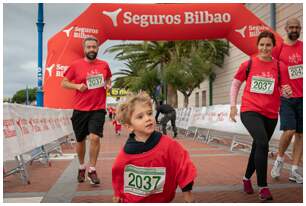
{"left": 195, "top": 92, "right": 199, "bottom": 107}
{"left": 202, "top": 90, "right": 206, "bottom": 106}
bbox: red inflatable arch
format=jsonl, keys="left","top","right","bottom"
{"left": 44, "top": 3, "right": 282, "bottom": 108}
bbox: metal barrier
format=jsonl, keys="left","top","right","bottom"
{"left": 4, "top": 134, "right": 75, "bottom": 184}
{"left": 186, "top": 126, "right": 293, "bottom": 158}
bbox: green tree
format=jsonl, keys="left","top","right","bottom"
{"left": 112, "top": 58, "right": 161, "bottom": 102}
{"left": 106, "top": 41, "right": 175, "bottom": 103}
{"left": 106, "top": 39, "right": 229, "bottom": 107}
{"left": 164, "top": 40, "right": 229, "bottom": 107}
{"left": 165, "top": 50, "right": 211, "bottom": 107}
{"left": 12, "top": 87, "right": 37, "bottom": 104}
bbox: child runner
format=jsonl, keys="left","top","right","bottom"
{"left": 112, "top": 114, "right": 122, "bottom": 135}
{"left": 112, "top": 92, "right": 197, "bottom": 203}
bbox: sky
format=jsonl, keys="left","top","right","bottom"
{"left": 3, "top": 3, "right": 129, "bottom": 98}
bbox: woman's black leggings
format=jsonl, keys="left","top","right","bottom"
{"left": 240, "top": 111, "right": 278, "bottom": 187}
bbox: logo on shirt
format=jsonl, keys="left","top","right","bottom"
{"left": 259, "top": 71, "right": 274, "bottom": 79}
{"left": 288, "top": 53, "right": 302, "bottom": 64}
{"left": 87, "top": 69, "right": 100, "bottom": 76}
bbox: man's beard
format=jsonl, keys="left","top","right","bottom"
{"left": 86, "top": 51, "right": 98, "bottom": 60}
{"left": 288, "top": 32, "right": 300, "bottom": 41}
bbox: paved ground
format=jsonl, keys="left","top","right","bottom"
{"left": 3, "top": 120, "right": 303, "bottom": 203}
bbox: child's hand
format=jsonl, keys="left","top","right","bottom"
{"left": 183, "top": 191, "right": 195, "bottom": 203}
{"left": 112, "top": 196, "right": 121, "bottom": 203}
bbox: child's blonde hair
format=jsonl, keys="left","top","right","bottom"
{"left": 116, "top": 91, "right": 153, "bottom": 125}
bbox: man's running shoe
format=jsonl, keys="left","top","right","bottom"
{"left": 271, "top": 159, "right": 283, "bottom": 179}
{"left": 289, "top": 169, "right": 303, "bottom": 184}
{"left": 87, "top": 170, "right": 100, "bottom": 185}
{"left": 77, "top": 168, "right": 86, "bottom": 183}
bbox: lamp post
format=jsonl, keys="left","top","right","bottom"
{"left": 36, "top": 3, "right": 44, "bottom": 107}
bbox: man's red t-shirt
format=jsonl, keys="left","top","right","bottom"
{"left": 272, "top": 40, "right": 303, "bottom": 98}
{"left": 64, "top": 58, "right": 112, "bottom": 111}
{"left": 234, "top": 56, "right": 288, "bottom": 119}
{"left": 112, "top": 135, "right": 197, "bottom": 203}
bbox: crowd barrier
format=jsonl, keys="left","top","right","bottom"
{"left": 3, "top": 103, "right": 74, "bottom": 184}
{"left": 3, "top": 103, "right": 289, "bottom": 184}
{"left": 175, "top": 104, "right": 285, "bottom": 152}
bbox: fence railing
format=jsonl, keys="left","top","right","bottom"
{"left": 175, "top": 104, "right": 291, "bottom": 154}
{"left": 3, "top": 103, "right": 74, "bottom": 184}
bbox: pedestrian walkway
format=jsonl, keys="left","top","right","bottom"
{"left": 3, "top": 121, "right": 303, "bottom": 203}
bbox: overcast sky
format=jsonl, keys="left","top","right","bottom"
{"left": 3, "top": 3, "right": 129, "bottom": 98}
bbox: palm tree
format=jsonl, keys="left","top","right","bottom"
{"left": 112, "top": 58, "right": 161, "bottom": 102}
{"left": 112, "top": 59, "right": 143, "bottom": 89}
{"left": 106, "top": 39, "right": 229, "bottom": 107}
{"left": 164, "top": 40, "right": 229, "bottom": 107}
{"left": 105, "top": 41, "right": 175, "bottom": 104}
{"left": 165, "top": 47, "right": 210, "bottom": 107}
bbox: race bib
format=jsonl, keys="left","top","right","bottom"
{"left": 124, "top": 164, "right": 166, "bottom": 197}
{"left": 288, "top": 64, "right": 303, "bottom": 79}
{"left": 86, "top": 74, "right": 104, "bottom": 89}
{"left": 250, "top": 76, "right": 275, "bottom": 94}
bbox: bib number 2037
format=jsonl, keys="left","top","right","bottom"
{"left": 86, "top": 74, "right": 104, "bottom": 89}
{"left": 124, "top": 164, "right": 166, "bottom": 196}
{"left": 128, "top": 173, "right": 161, "bottom": 190}
{"left": 250, "top": 76, "right": 275, "bottom": 95}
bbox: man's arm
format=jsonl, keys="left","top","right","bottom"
{"left": 105, "top": 78, "right": 112, "bottom": 90}
{"left": 61, "top": 77, "right": 87, "bottom": 92}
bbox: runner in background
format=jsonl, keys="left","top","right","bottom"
{"left": 229, "top": 31, "right": 292, "bottom": 201}
{"left": 112, "top": 92, "right": 196, "bottom": 203}
{"left": 107, "top": 105, "right": 114, "bottom": 120}
{"left": 271, "top": 18, "right": 303, "bottom": 184}
{"left": 112, "top": 114, "right": 122, "bottom": 136}
{"left": 155, "top": 101, "right": 178, "bottom": 138}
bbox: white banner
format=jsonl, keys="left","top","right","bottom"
{"left": 3, "top": 103, "right": 73, "bottom": 161}
{"left": 177, "top": 104, "right": 282, "bottom": 140}
{"left": 176, "top": 107, "right": 194, "bottom": 130}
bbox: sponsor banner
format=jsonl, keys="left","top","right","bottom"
{"left": 3, "top": 103, "right": 73, "bottom": 161}
{"left": 177, "top": 104, "right": 282, "bottom": 140}
{"left": 44, "top": 3, "right": 282, "bottom": 108}
{"left": 107, "top": 88, "right": 129, "bottom": 97}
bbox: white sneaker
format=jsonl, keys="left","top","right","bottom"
{"left": 289, "top": 169, "right": 303, "bottom": 184}
{"left": 271, "top": 159, "right": 284, "bottom": 179}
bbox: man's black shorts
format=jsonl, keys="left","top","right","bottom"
{"left": 71, "top": 109, "right": 106, "bottom": 142}
{"left": 280, "top": 97, "right": 303, "bottom": 133}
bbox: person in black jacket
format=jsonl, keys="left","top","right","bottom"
{"left": 155, "top": 101, "right": 178, "bottom": 137}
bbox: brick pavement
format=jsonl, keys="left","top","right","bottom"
{"left": 3, "top": 120, "right": 303, "bottom": 203}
